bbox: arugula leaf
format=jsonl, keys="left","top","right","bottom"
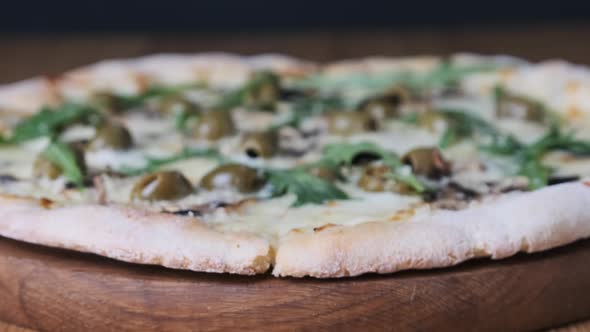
{"left": 100, "top": 82, "right": 204, "bottom": 111}
{"left": 215, "top": 72, "right": 278, "bottom": 111}
{"left": 267, "top": 168, "right": 348, "bottom": 207}
{"left": 8, "top": 103, "right": 103, "bottom": 143}
{"left": 435, "top": 109, "right": 500, "bottom": 148}
{"left": 294, "top": 62, "right": 494, "bottom": 95}
{"left": 320, "top": 142, "right": 425, "bottom": 192}
{"left": 484, "top": 124, "right": 590, "bottom": 189}
{"left": 276, "top": 96, "right": 343, "bottom": 129}
{"left": 517, "top": 158, "right": 551, "bottom": 190}
{"left": 41, "top": 142, "right": 84, "bottom": 185}
{"left": 118, "top": 148, "right": 222, "bottom": 176}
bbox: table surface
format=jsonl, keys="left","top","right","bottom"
{"left": 1, "top": 23, "right": 590, "bottom": 331}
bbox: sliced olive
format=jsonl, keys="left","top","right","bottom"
{"left": 417, "top": 110, "right": 446, "bottom": 131}
{"left": 89, "top": 123, "right": 133, "bottom": 150}
{"left": 158, "top": 96, "right": 200, "bottom": 116}
{"left": 401, "top": 147, "right": 450, "bottom": 179}
{"left": 495, "top": 89, "right": 544, "bottom": 122}
{"left": 200, "top": 164, "right": 264, "bottom": 193}
{"left": 357, "top": 164, "right": 414, "bottom": 194}
{"left": 191, "top": 111, "right": 235, "bottom": 141}
{"left": 326, "top": 111, "right": 377, "bottom": 135}
{"left": 33, "top": 144, "right": 87, "bottom": 180}
{"left": 131, "top": 171, "right": 193, "bottom": 201}
{"left": 241, "top": 132, "right": 279, "bottom": 158}
{"left": 244, "top": 71, "right": 281, "bottom": 110}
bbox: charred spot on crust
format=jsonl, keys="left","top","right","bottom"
{"left": 313, "top": 223, "right": 337, "bottom": 232}
{"left": 39, "top": 197, "right": 54, "bottom": 209}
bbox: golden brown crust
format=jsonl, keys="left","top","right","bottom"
{"left": 0, "top": 195, "right": 271, "bottom": 275}
{"left": 273, "top": 182, "right": 590, "bottom": 277}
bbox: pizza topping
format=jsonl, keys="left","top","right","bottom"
{"left": 130, "top": 171, "right": 193, "bottom": 201}
{"left": 401, "top": 147, "right": 450, "bottom": 179}
{"left": 5, "top": 103, "right": 103, "bottom": 143}
{"left": 88, "top": 123, "right": 134, "bottom": 151}
{"left": 242, "top": 71, "right": 281, "bottom": 111}
{"left": 266, "top": 168, "right": 348, "bottom": 207}
{"left": 320, "top": 142, "right": 425, "bottom": 193}
{"left": 241, "top": 131, "right": 279, "bottom": 158}
{"left": 357, "top": 164, "right": 415, "bottom": 194}
{"left": 494, "top": 86, "right": 546, "bottom": 123}
{"left": 326, "top": 111, "right": 377, "bottom": 135}
{"left": 424, "top": 181, "right": 480, "bottom": 210}
{"left": 190, "top": 110, "right": 236, "bottom": 141}
{"left": 5, "top": 55, "right": 590, "bottom": 238}
{"left": 357, "top": 86, "right": 409, "bottom": 121}
{"left": 200, "top": 164, "right": 265, "bottom": 193}
{"left": 35, "top": 142, "right": 87, "bottom": 185}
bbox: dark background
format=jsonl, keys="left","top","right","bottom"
{"left": 1, "top": 0, "right": 590, "bottom": 83}
{"left": 1, "top": 0, "right": 590, "bottom": 32}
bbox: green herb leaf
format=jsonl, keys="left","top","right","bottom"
{"left": 320, "top": 142, "right": 425, "bottom": 192}
{"left": 270, "top": 96, "right": 343, "bottom": 130}
{"left": 294, "top": 62, "right": 495, "bottom": 95}
{"left": 102, "top": 82, "right": 204, "bottom": 111}
{"left": 8, "top": 103, "right": 103, "bottom": 143}
{"left": 518, "top": 159, "right": 552, "bottom": 190}
{"left": 42, "top": 142, "right": 84, "bottom": 185}
{"left": 215, "top": 72, "right": 278, "bottom": 111}
{"left": 117, "top": 148, "right": 222, "bottom": 176}
{"left": 267, "top": 168, "right": 348, "bottom": 207}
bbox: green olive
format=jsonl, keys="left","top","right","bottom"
{"left": 131, "top": 171, "right": 193, "bottom": 201}
{"left": 191, "top": 111, "right": 235, "bottom": 140}
{"left": 357, "top": 164, "right": 414, "bottom": 194}
{"left": 33, "top": 156, "right": 62, "bottom": 180}
{"left": 199, "top": 164, "right": 264, "bottom": 193}
{"left": 244, "top": 72, "right": 281, "bottom": 110}
{"left": 308, "top": 166, "right": 339, "bottom": 182}
{"left": 92, "top": 92, "right": 127, "bottom": 113}
{"left": 89, "top": 123, "right": 133, "bottom": 150}
{"left": 241, "top": 132, "right": 278, "bottom": 158}
{"left": 496, "top": 90, "right": 544, "bottom": 122}
{"left": 358, "top": 97, "right": 399, "bottom": 121}
{"left": 158, "top": 96, "right": 200, "bottom": 116}
{"left": 33, "top": 144, "right": 87, "bottom": 180}
{"left": 417, "top": 110, "right": 446, "bottom": 131}
{"left": 359, "top": 86, "right": 410, "bottom": 121}
{"left": 401, "top": 147, "right": 450, "bottom": 179}
{"left": 326, "top": 111, "right": 377, "bottom": 135}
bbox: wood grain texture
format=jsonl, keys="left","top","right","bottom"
{"left": 0, "top": 236, "right": 589, "bottom": 332}
{"left": 2, "top": 23, "right": 590, "bottom": 84}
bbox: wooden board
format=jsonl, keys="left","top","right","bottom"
{"left": 0, "top": 237, "right": 589, "bottom": 331}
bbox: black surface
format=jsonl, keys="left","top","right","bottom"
{"left": 1, "top": 0, "right": 590, "bottom": 32}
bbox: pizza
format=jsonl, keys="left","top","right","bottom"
{"left": 1, "top": 53, "right": 590, "bottom": 278}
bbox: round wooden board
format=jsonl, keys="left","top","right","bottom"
{"left": 1, "top": 237, "right": 590, "bottom": 332}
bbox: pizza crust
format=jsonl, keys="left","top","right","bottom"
{"left": 273, "top": 182, "right": 590, "bottom": 277}
{"left": 1, "top": 182, "right": 589, "bottom": 277}
{"left": 0, "top": 195, "right": 272, "bottom": 275}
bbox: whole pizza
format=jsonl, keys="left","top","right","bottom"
{"left": 1, "top": 53, "right": 590, "bottom": 278}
